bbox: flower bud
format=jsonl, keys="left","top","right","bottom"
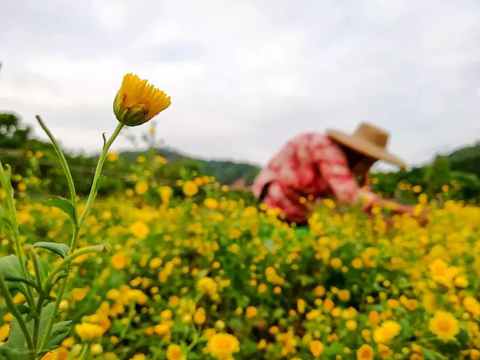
{"left": 114, "top": 73, "right": 171, "bottom": 126}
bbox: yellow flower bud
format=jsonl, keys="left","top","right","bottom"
{"left": 114, "top": 73, "right": 170, "bottom": 126}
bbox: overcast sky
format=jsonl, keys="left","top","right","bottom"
{"left": 1, "top": 0, "right": 479, "bottom": 167}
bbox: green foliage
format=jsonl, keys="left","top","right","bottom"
{"left": 448, "top": 142, "right": 480, "bottom": 177}
{"left": 371, "top": 154, "right": 480, "bottom": 203}
{"left": 0, "top": 113, "right": 260, "bottom": 200}
{"left": 0, "top": 115, "right": 124, "bottom": 359}
{"left": 0, "top": 113, "right": 31, "bottom": 149}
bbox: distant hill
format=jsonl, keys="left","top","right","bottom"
{"left": 447, "top": 142, "right": 480, "bottom": 177}
{"left": 121, "top": 148, "right": 261, "bottom": 186}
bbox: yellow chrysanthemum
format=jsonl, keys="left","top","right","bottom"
{"left": 183, "top": 181, "right": 199, "bottom": 197}
{"left": 194, "top": 307, "right": 207, "bottom": 325}
{"left": 135, "top": 181, "right": 149, "bottom": 195}
{"left": 114, "top": 73, "right": 171, "bottom": 126}
{"left": 373, "top": 320, "right": 401, "bottom": 343}
{"left": 75, "top": 323, "right": 105, "bottom": 340}
{"left": 197, "top": 277, "right": 218, "bottom": 297}
{"left": 356, "top": 344, "right": 374, "bottom": 360}
{"left": 130, "top": 221, "right": 150, "bottom": 239}
{"left": 166, "top": 344, "right": 185, "bottom": 360}
{"left": 245, "top": 306, "right": 257, "bottom": 319}
{"left": 0, "top": 324, "right": 10, "bottom": 342}
{"left": 111, "top": 252, "right": 128, "bottom": 270}
{"left": 206, "top": 333, "right": 240, "bottom": 360}
{"left": 464, "top": 296, "right": 480, "bottom": 317}
{"left": 429, "top": 311, "right": 460, "bottom": 342}
{"left": 309, "top": 340, "right": 324, "bottom": 357}
{"left": 40, "top": 348, "right": 69, "bottom": 360}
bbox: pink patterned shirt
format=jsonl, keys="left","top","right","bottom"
{"left": 252, "top": 133, "right": 379, "bottom": 223}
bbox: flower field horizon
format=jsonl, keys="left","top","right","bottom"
{"left": 2, "top": 172, "right": 480, "bottom": 359}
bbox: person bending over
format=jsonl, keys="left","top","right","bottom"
{"left": 252, "top": 122, "right": 413, "bottom": 224}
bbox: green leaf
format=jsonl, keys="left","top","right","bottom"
{"left": 44, "top": 321, "right": 72, "bottom": 351}
{"left": 45, "top": 197, "right": 77, "bottom": 225}
{"left": 33, "top": 242, "right": 70, "bottom": 258}
{"left": 324, "top": 342, "right": 343, "bottom": 357}
{"left": 0, "top": 255, "right": 22, "bottom": 279}
{"left": 0, "top": 216, "right": 13, "bottom": 234}
{"left": 5, "top": 319, "right": 26, "bottom": 350}
{"left": 0, "top": 317, "right": 31, "bottom": 359}
{"left": 37, "top": 302, "right": 71, "bottom": 351}
{"left": 0, "top": 346, "right": 32, "bottom": 360}
{"left": 423, "top": 348, "right": 445, "bottom": 360}
{"left": 37, "top": 259, "right": 50, "bottom": 284}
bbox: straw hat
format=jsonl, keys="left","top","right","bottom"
{"left": 327, "top": 122, "right": 407, "bottom": 169}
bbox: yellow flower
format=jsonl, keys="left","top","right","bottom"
{"left": 12, "top": 293, "right": 26, "bottom": 305}
{"left": 204, "top": 198, "right": 219, "bottom": 209}
{"left": 130, "top": 354, "right": 146, "bottom": 360}
{"left": 309, "top": 340, "right": 324, "bottom": 357}
{"left": 71, "top": 287, "right": 90, "bottom": 302}
{"left": 356, "top": 344, "right": 374, "bottom": 360}
{"left": 0, "top": 324, "right": 10, "bottom": 342}
{"left": 154, "top": 322, "right": 172, "bottom": 337}
{"left": 161, "top": 309, "right": 173, "bottom": 320}
{"left": 183, "top": 181, "right": 199, "bottom": 197}
{"left": 197, "top": 277, "right": 218, "bottom": 297}
{"left": 429, "top": 311, "right": 460, "bottom": 342}
{"left": 373, "top": 320, "right": 401, "bottom": 343}
{"left": 206, "top": 333, "right": 240, "bottom": 360}
{"left": 378, "top": 344, "right": 392, "bottom": 358}
{"left": 297, "top": 299, "right": 306, "bottom": 314}
{"left": 455, "top": 275, "right": 469, "bottom": 288}
{"left": 246, "top": 306, "right": 257, "bottom": 319}
{"left": 135, "top": 181, "right": 149, "bottom": 195}
{"left": 75, "top": 323, "right": 105, "bottom": 340}
{"left": 464, "top": 296, "right": 480, "bottom": 317}
{"left": 338, "top": 289, "right": 351, "bottom": 302}
{"left": 114, "top": 73, "right": 171, "bottom": 126}
{"left": 166, "top": 344, "right": 185, "bottom": 360}
{"left": 194, "top": 307, "right": 207, "bottom": 325}
{"left": 40, "top": 348, "right": 69, "bottom": 360}
{"left": 330, "top": 257, "right": 342, "bottom": 269}
{"left": 429, "top": 259, "right": 456, "bottom": 287}
{"left": 91, "top": 343, "right": 103, "bottom": 355}
{"left": 130, "top": 221, "right": 150, "bottom": 239}
{"left": 346, "top": 319, "right": 357, "bottom": 331}
{"left": 111, "top": 252, "right": 128, "bottom": 270}
{"left": 159, "top": 186, "right": 173, "bottom": 206}
{"left": 107, "top": 152, "right": 119, "bottom": 162}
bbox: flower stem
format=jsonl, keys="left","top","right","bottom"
{"left": 36, "top": 115, "right": 77, "bottom": 209}
{"left": 77, "top": 122, "right": 124, "bottom": 236}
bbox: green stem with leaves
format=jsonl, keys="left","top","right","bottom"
{"left": 0, "top": 161, "right": 35, "bottom": 308}
{"left": 38, "top": 119, "right": 123, "bottom": 352}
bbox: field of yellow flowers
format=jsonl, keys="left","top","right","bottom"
{"left": 2, "top": 170, "right": 480, "bottom": 360}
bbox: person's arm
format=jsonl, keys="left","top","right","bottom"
{"left": 315, "top": 144, "right": 412, "bottom": 214}
{"left": 357, "top": 187, "right": 413, "bottom": 215}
